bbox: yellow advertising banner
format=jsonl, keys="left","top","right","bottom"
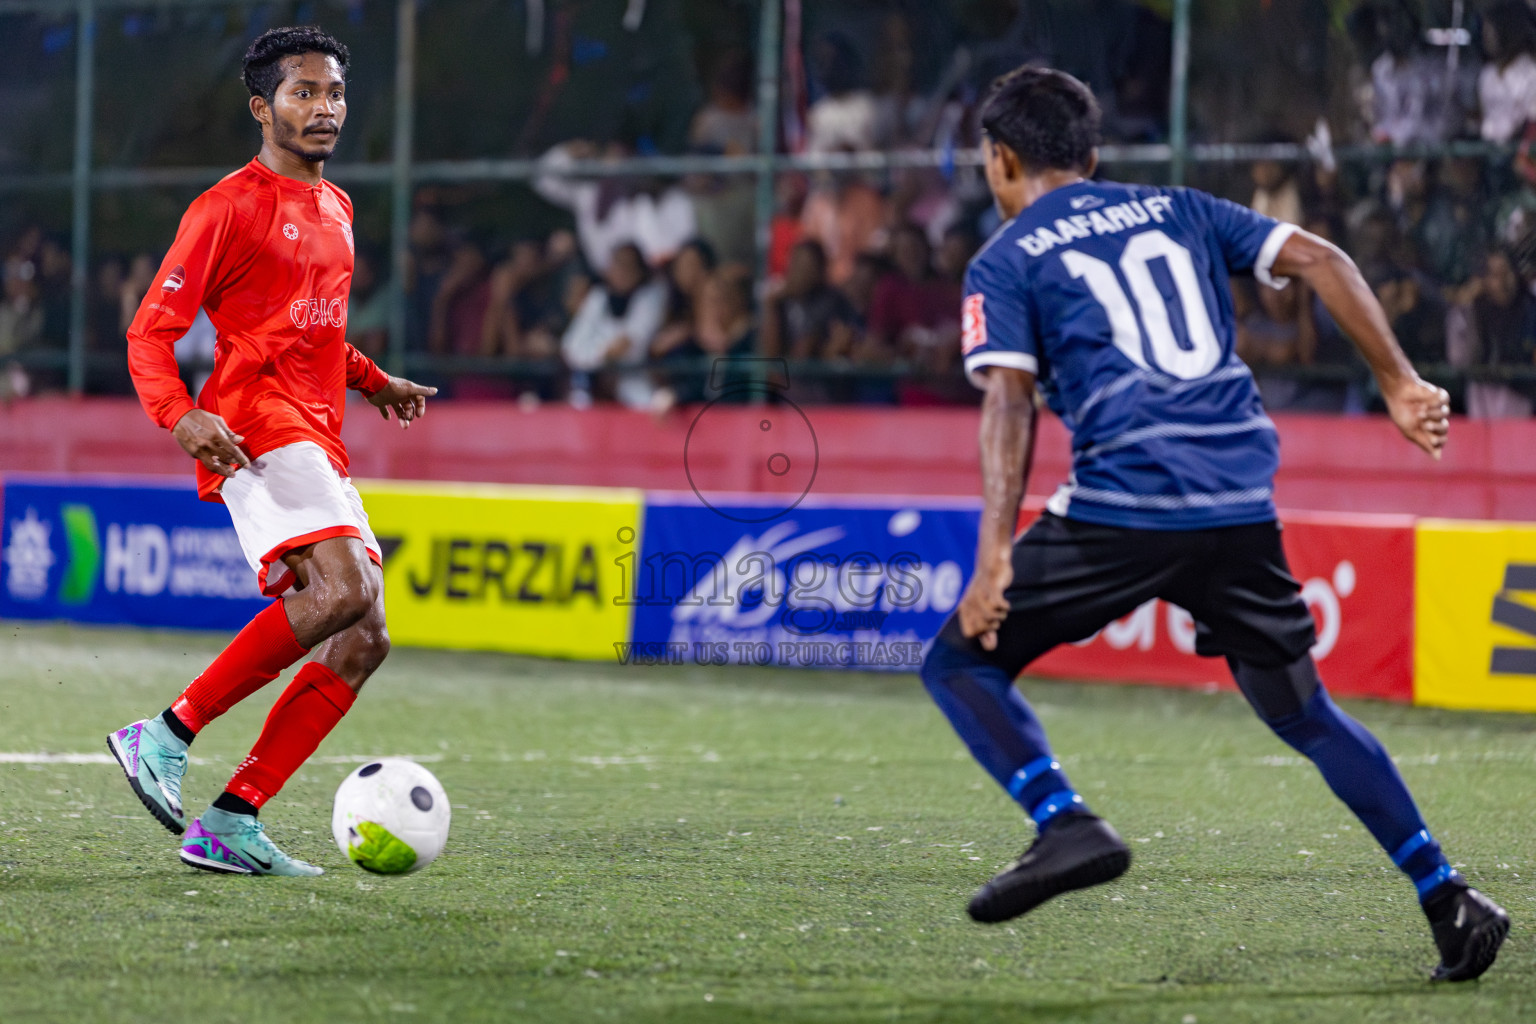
{"left": 355, "top": 481, "right": 641, "bottom": 660}
{"left": 1415, "top": 519, "right": 1536, "bottom": 711}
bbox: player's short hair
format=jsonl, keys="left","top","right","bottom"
{"left": 980, "top": 66, "right": 1101, "bottom": 174}
{"left": 242, "top": 26, "right": 350, "bottom": 104}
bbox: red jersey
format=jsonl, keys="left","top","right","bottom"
{"left": 128, "top": 157, "right": 390, "bottom": 502}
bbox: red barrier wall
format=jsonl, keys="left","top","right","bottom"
{"left": 3, "top": 396, "right": 1534, "bottom": 519}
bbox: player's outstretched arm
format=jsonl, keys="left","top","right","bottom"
{"left": 959, "top": 366, "right": 1036, "bottom": 651}
{"left": 366, "top": 376, "right": 439, "bottom": 429}
{"left": 1271, "top": 231, "right": 1450, "bottom": 460}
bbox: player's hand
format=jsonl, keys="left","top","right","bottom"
{"left": 172, "top": 409, "right": 251, "bottom": 479}
{"left": 368, "top": 376, "right": 438, "bottom": 429}
{"left": 958, "top": 550, "right": 1013, "bottom": 652}
{"left": 1383, "top": 375, "right": 1450, "bottom": 461}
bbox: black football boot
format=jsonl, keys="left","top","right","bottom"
{"left": 967, "top": 813, "right": 1132, "bottom": 924}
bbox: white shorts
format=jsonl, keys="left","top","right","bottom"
{"left": 220, "top": 440, "right": 381, "bottom": 597}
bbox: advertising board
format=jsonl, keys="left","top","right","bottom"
{"left": 0, "top": 475, "right": 267, "bottom": 630}
{"left": 629, "top": 495, "right": 980, "bottom": 670}
{"left": 356, "top": 482, "right": 643, "bottom": 660}
{"left": 1415, "top": 519, "right": 1536, "bottom": 711}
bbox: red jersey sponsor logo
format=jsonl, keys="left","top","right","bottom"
{"left": 961, "top": 293, "right": 987, "bottom": 354}
{"left": 283, "top": 223, "right": 300, "bottom": 240}
{"left": 290, "top": 297, "right": 346, "bottom": 330}
{"left": 161, "top": 265, "right": 186, "bottom": 293}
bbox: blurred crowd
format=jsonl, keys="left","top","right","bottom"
{"left": 372, "top": 185, "right": 980, "bottom": 410}
{"left": 1225, "top": 0, "right": 1536, "bottom": 416}
{"left": 6, "top": 0, "right": 1536, "bottom": 415}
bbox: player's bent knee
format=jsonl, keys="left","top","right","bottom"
{"left": 1228, "top": 655, "right": 1320, "bottom": 723}
{"left": 311, "top": 564, "right": 381, "bottom": 636}
{"left": 921, "top": 637, "right": 1001, "bottom": 696}
{"left": 919, "top": 639, "right": 962, "bottom": 692}
{"left": 349, "top": 600, "right": 390, "bottom": 661}
{"left": 322, "top": 612, "right": 390, "bottom": 692}
{"left": 335, "top": 587, "right": 377, "bottom": 632}
{"left": 346, "top": 635, "right": 390, "bottom": 689}
{"left": 1230, "top": 655, "right": 1354, "bottom": 754}
{"left": 360, "top": 623, "right": 391, "bottom": 673}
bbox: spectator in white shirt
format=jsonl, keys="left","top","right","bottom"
{"left": 534, "top": 141, "right": 696, "bottom": 273}
{"left": 561, "top": 243, "right": 667, "bottom": 408}
{"left": 805, "top": 33, "right": 880, "bottom": 154}
{"left": 1479, "top": 1, "right": 1536, "bottom": 143}
{"left": 1366, "top": 1, "right": 1473, "bottom": 147}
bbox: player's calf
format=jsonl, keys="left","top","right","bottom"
{"left": 1231, "top": 654, "right": 1511, "bottom": 979}
{"left": 920, "top": 640, "right": 1129, "bottom": 921}
{"left": 184, "top": 584, "right": 386, "bottom": 866}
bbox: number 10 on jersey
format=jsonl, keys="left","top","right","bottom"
{"left": 1062, "top": 229, "right": 1222, "bottom": 380}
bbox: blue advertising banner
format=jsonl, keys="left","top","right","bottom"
{"left": 0, "top": 476, "right": 266, "bottom": 630}
{"left": 627, "top": 495, "right": 981, "bottom": 671}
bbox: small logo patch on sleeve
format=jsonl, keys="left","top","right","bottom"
{"left": 161, "top": 265, "right": 185, "bottom": 293}
{"left": 961, "top": 293, "right": 987, "bottom": 354}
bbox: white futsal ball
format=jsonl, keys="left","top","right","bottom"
{"left": 331, "top": 758, "right": 450, "bottom": 874}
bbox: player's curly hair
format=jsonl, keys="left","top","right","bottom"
{"left": 980, "top": 66, "right": 1101, "bottom": 174}
{"left": 241, "top": 25, "right": 350, "bottom": 103}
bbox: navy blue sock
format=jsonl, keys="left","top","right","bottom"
{"left": 920, "top": 640, "right": 1087, "bottom": 830}
{"left": 1265, "top": 685, "right": 1459, "bottom": 901}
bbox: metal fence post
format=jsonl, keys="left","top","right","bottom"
{"left": 387, "top": 0, "right": 417, "bottom": 377}
{"left": 752, "top": 0, "right": 782, "bottom": 292}
{"left": 68, "top": 0, "right": 95, "bottom": 394}
{"left": 1168, "top": 0, "right": 1191, "bottom": 186}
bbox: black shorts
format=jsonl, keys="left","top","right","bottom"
{"left": 936, "top": 513, "right": 1317, "bottom": 678}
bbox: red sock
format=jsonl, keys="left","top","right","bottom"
{"left": 224, "top": 662, "right": 357, "bottom": 809}
{"left": 171, "top": 600, "right": 308, "bottom": 733}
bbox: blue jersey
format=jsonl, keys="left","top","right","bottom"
{"left": 961, "top": 180, "right": 1299, "bottom": 530}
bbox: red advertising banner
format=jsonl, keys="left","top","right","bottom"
{"left": 1023, "top": 508, "right": 1416, "bottom": 702}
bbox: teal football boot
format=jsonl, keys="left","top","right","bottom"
{"left": 107, "top": 717, "right": 188, "bottom": 835}
{"left": 179, "top": 807, "right": 324, "bottom": 877}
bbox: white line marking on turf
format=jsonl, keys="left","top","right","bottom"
{"left": 309, "top": 754, "right": 445, "bottom": 764}
{"left": 0, "top": 752, "right": 445, "bottom": 766}
{"left": 0, "top": 753, "right": 119, "bottom": 764}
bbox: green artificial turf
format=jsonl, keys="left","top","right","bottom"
{"left": 2, "top": 621, "right": 1534, "bottom": 1023}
